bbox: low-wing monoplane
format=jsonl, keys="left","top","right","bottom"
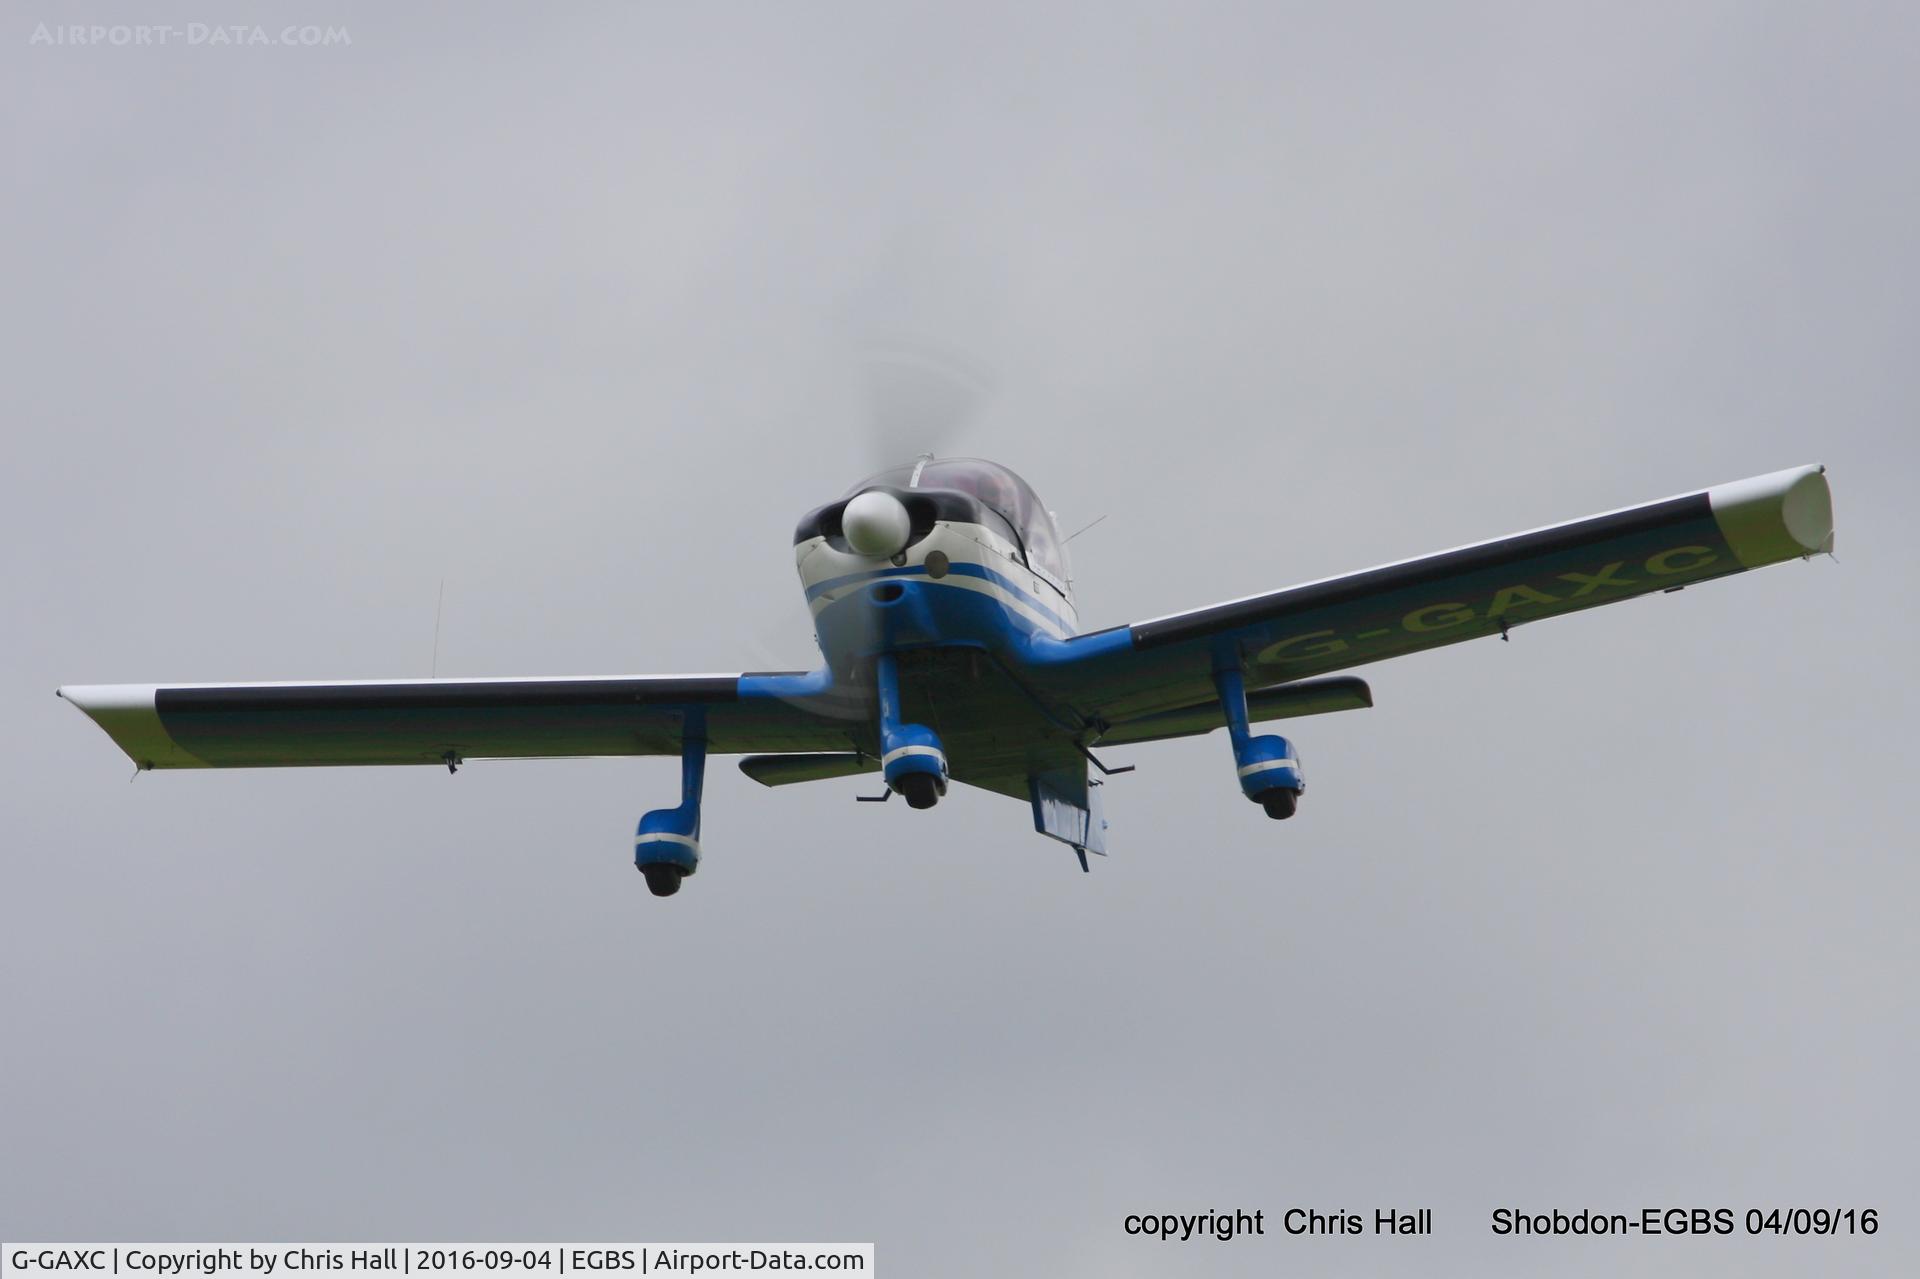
{"left": 61, "top": 457, "right": 1835, "bottom": 896}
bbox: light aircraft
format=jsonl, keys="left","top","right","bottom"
{"left": 60, "top": 457, "right": 1834, "bottom": 897}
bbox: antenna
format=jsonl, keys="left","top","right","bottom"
{"left": 430, "top": 579, "right": 445, "bottom": 678}
{"left": 1063, "top": 513, "right": 1108, "bottom": 544}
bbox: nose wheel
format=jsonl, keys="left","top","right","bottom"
{"left": 875, "top": 653, "right": 949, "bottom": 810}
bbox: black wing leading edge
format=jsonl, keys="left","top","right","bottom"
{"left": 57, "top": 673, "right": 856, "bottom": 769}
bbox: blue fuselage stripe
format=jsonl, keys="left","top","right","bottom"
{"left": 806, "top": 561, "right": 1076, "bottom": 636}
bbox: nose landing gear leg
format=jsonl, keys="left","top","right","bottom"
{"left": 1214, "top": 665, "right": 1303, "bottom": 820}
{"left": 875, "top": 654, "right": 948, "bottom": 809}
{"left": 635, "top": 721, "right": 706, "bottom": 896}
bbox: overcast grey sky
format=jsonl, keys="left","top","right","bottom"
{"left": 4, "top": 3, "right": 1915, "bottom": 1274}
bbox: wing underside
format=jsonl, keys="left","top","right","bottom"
{"left": 61, "top": 468, "right": 1833, "bottom": 795}
{"left": 58, "top": 673, "right": 858, "bottom": 769}
{"left": 1030, "top": 464, "right": 1834, "bottom": 724}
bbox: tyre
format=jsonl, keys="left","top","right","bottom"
{"left": 897, "top": 772, "right": 942, "bottom": 810}
{"left": 1257, "top": 788, "right": 1299, "bottom": 820}
{"left": 639, "top": 863, "right": 685, "bottom": 896}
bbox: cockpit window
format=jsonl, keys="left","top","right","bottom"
{"left": 839, "top": 457, "right": 1073, "bottom": 591}
{"left": 914, "top": 458, "right": 1071, "bottom": 591}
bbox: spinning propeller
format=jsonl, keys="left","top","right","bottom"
{"left": 860, "top": 339, "right": 993, "bottom": 473}
{"left": 747, "top": 341, "right": 996, "bottom": 726}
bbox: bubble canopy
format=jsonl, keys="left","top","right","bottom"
{"left": 845, "top": 457, "right": 1070, "bottom": 592}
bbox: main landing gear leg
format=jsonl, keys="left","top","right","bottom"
{"left": 1213, "top": 664, "right": 1304, "bottom": 820}
{"left": 875, "top": 653, "right": 948, "bottom": 810}
{"left": 635, "top": 722, "right": 706, "bottom": 896}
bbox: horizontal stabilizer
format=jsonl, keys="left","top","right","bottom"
{"left": 1100, "top": 675, "right": 1373, "bottom": 747}
{"left": 738, "top": 752, "right": 874, "bottom": 787}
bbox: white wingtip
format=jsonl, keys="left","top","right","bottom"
{"left": 57, "top": 683, "right": 204, "bottom": 768}
{"left": 1707, "top": 464, "right": 1834, "bottom": 569}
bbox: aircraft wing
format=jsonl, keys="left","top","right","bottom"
{"left": 1040, "top": 464, "right": 1834, "bottom": 726}
{"left": 57, "top": 672, "right": 860, "bottom": 769}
